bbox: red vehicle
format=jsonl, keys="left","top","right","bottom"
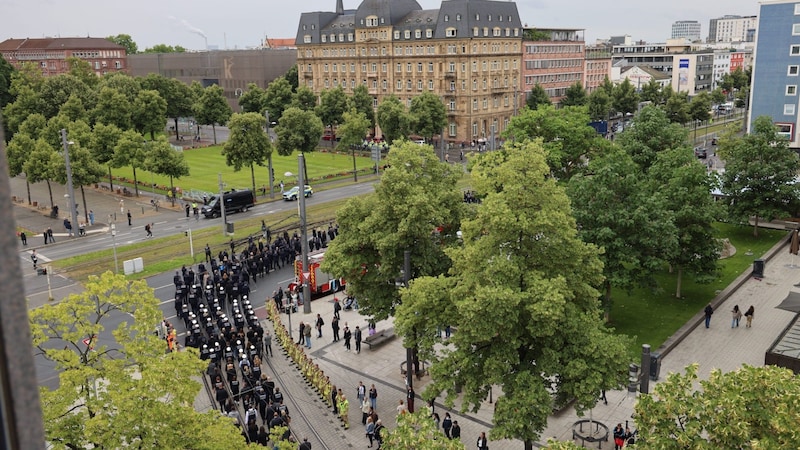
{"left": 290, "top": 250, "right": 346, "bottom": 300}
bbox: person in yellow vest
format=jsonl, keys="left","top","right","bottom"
{"left": 338, "top": 394, "right": 350, "bottom": 429}
{"left": 167, "top": 327, "right": 177, "bottom": 352}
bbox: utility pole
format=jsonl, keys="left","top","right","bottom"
{"left": 218, "top": 173, "right": 227, "bottom": 236}
{"left": 60, "top": 129, "right": 79, "bottom": 239}
{"left": 403, "top": 250, "right": 413, "bottom": 393}
{"left": 266, "top": 111, "right": 274, "bottom": 199}
{"left": 298, "top": 154, "right": 311, "bottom": 314}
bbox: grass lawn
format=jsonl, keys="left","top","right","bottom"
{"left": 110, "top": 146, "right": 377, "bottom": 195}
{"left": 610, "top": 223, "right": 786, "bottom": 356}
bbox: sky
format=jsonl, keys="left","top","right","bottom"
{"left": 0, "top": 0, "right": 759, "bottom": 51}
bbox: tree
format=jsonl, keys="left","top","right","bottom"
{"left": 616, "top": 105, "right": 689, "bottom": 172}
{"left": 377, "top": 95, "right": 410, "bottom": 144}
{"left": 504, "top": 104, "right": 611, "bottom": 180}
{"left": 316, "top": 86, "right": 348, "bottom": 146}
{"left": 409, "top": 92, "right": 447, "bottom": 143}
{"left": 195, "top": 84, "right": 232, "bottom": 144}
{"left": 382, "top": 411, "right": 465, "bottom": 449}
{"left": 92, "top": 86, "right": 132, "bottom": 130}
{"left": 6, "top": 131, "right": 36, "bottom": 203}
{"left": 560, "top": 81, "right": 587, "bottom": 106}
{"left": 58, "top": 94, "right": 88, "bottom": 122}
{"left": 275, "top": 106, "right": 323, "bottom": 157}
{"left": 587, "top": 88, "right": 612, "bottom": 121}
{"left": 710, "top": 87, "right": 726, "bottom": 105}
{"left": 65, "top": 57, "right": 99, "bottom": 89}
{"left": 113, "top": 129, "right": 148, "bottom": 197}
{"left": 140, "top": 74, "right": 194, "bottom": 140}
{"left": 640, "top": 79, "right": 665, "bottom": 105}
{"left": 336, "top": 108, "right": 370, "bottom": 181}
{"left": 689, "top": 91, "right": 712, "bottom": 124}
{"left": 648, "top": 148, "right": 723, "bottom": 297}
{"left": 143, "top": 44, "right": 187, "bottom": 53}
{"left": 283, "top": 64, "right": 299, "bottom": 92}
{"left": 0, "top": 54, "right": 16, "bottom": 109}
{"left": 568, "top": 147, "right": 677, "bottom": 314}
{"left": 613, "top": 78, "right": 639, "bottom": 117}
{"left": 349, "top": 84, "right": 376, "bottom": 132}
{"left": 31, "top": 272, "right": 246, "bottom": 449}
{"left": 39, "top": 74, "right": 95, "bottom": 119}
{"left": 238, "top": 82, "right": 267, "bottom": 114}
{"left": 322, "top": 141, "right": 463, "bottom": 320}
{"left": 264, "top": 77, "right": 294, "bottom": 123}
{"left": 290, "top": 85, "right": 317, "bottom": 111}
{"left": 2, "top": 64, "right": 44, "bottom": 138}
{"left": 145, "top": 137, "right": 190, "bottom": 205}
{"left": 98, "top": 72, "right": 141, "bottom": 104}
{"left": 222, "top": 112, "right": 272, "bottom": 194}
{"left": 23, "top": 138, "right": 58, "bottom": 208}
{"left": 396, "top": 141, "right": 631, "bottom": 448}
{"left": 106, "top": 34, "right": 138, "bottom": 55}
{"left": 132, "top": 89, "right": 167, "bottom": 140}
{"left": 89, "top": 123, "right": 122, "bottom": 191}
{"left": 526, "top": 84, "right": 551, "bottom": 110}
{"left": 664, "top": 91, "right": 691, "bottom": 125}
{"left": 50, "top": 138, "right": 105, "bottom": 224}
{"left": 719, "top": 116, "right": 800, "bottom": 236}
{"left": 635, "top": 364, "right": 800, "bottom": 448}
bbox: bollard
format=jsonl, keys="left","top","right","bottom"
{"left": 141, "top": 206, "right": 144, "bottom": 214}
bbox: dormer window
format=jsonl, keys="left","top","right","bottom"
{"left": 446, "top": 27, "right": 457, "bottom": 37}
{"left": 415, "top": 30, "right": 421, "bottom": 39}
{"left": 304, "top": 35, "right": 312, "bottom": 43}
{"left": 303, "top": 25, "right": 307, "bottom": 30}
{"left": 311, "top": 24, "right": 315, "bottom": 30}
{"left": 330, "top": 34, "right": 336, "bottom": 42}
{"left": 426, "top": 29, "right": 432, "bottom": 38}
{"left": 322, "top": 34, "right": 327, "bottom": 42}
{"left": 366, "top": 16, "right": 378, "bottom": 27}
{"left": 456, "top": 14, "right": 461, "bottom": 21}
{"left": 444, "top": 15, "right": 449, "bottom": 22}
{"left": 394, "top": 31, "right": 400, "bottom": 39}
{"left": 405, "top": 30, "right": 411, "bottom": 39}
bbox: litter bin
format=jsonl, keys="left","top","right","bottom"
{"left": 226, "top": 222, "right": 234, "bottom": 234}
{"left": 628, "top": 363, "right": 639, "bottom": 392}
{"left": 650, "top": 353, "right": 662, "bottom": 381}
{"left": 753, "top": 259, "right": 765, "bottom": 278}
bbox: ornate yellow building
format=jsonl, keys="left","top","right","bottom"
{"left": 295, "top": 0, "right": 522, "bottom": 144}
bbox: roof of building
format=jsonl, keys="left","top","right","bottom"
{"left": 0, "top": 37, "right": 125, "bottom": 52}
{"left": 265, "top": 38, "right": 297, "bottom": 49}
{"left": 620, "top": 65, "right": 670, "bottom": 80}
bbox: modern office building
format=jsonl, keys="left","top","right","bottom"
{"left": 521, "top": 28, "right": 585, "bottom": 105}
{"left": 708, "top": 15, "right": 758, "bottom": 43}
{"left": 749, "top": 0, "right": 800, "bottom": 145}
{"left": 611, "top": 39, "right": 715, "bottom": 95}
{"left": 671, "top": 20, "right": 702, "bottom": 41}
{"left": 712, "top": 49, "right": 752, "bottom": 89}
{"left": 585, "top": 46, "right": 612, "bottom": 93}
{"left": 0, "top": 37, "right": 127, "bottom": 76}
{"left": 295, "top": 0, "right": 523, "bottom": 143}
{"left": 127, "top": 49, "right": 296, "bottom": 112}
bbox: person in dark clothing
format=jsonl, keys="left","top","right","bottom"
{"left": 298, "top": 322, "right": 306, "bottom": 345}
{"left": 354, "top": 326, "right": 362, "bottom": 354}
{"left": 442, "top": 413, "right": 453, "bottom": 439}
{"left": 127, "top": 210, "right": 132, "bottom": 226}
{"left": 315, "top": 314, "right": 324, "bottom": 338}
{"left": 704, "top": 304, "right": 713, "bottom": 328}
{"left": 477, "top": 431, "right": 489, "bottom": 450}
{"left": 451, "top": 421, "right": 461, "bottom": 440}
{"left": 19, "top": 232, "right": 27, "bottom": 245}
{"left": 331, "top": 316, "right": 340, "bottom": 342}
{"left": 333, "top": 298, "right": 342, "bottom": 319}
{"left": 256, "top": 426, "right": 269, "bottom": 446}
{"left": 343, "top": 325, "right": 352, "bottom": 351}
{"left": 299, "top": 438, "right": 312, "bottom": 450}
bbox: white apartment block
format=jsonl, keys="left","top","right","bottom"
{"left": 672, "top": 20, "right": 702, "bottom": 41}
{"left": 708, "top": 15, "right": 757, "bottom": 43}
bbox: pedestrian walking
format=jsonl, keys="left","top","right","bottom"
{"left": 365, "top": 415, "right": 375, "bottom": 447}
{"left": 613, "top": 423, "right": 625, "bottom": 450}
{"left": 19, "top": 231, "right": 27, "bottom": 246}
{"left": 451, "top": 421, "right": 461, "bottom": 440}
{"left": 145, "top": 223, "right": 153, "bottom": 238}
{"left": 185, "top": 203, "right": 190, "bottom": 217}
{"left": 30, "top": 249, "right": 38, "bottom": 269}
{"left": 369, "top": 384, "right": 378, "bottom": 410}
{"left": 263, "top": 330, "right": 273, "bottom": 357}
{"left": 704, "top": 304, "right": 713, "bottom": 328}
{"left": 745, "top": 305, "right": 755, "bottom": 328}
{"left": 63, "top": 218, "right": 72, "bottom": 236}
{"left": 88, "top": 210, "right": 94, "bottom": 225}
{"left": 47, "top": 227, "right": 54, "bottom": 243}
{"left": 354, "top": 325, "right": 362, "bottom": 354}
{"left": 127, "top": 210, "right": 132, "bottom": 226}
{"left": 442, "top": 413, "right": 453, "bottom": 439}
{"left": 600, "top": 389, "right": 608, "bottom": 405}
{"left": 477, "top": 431, "right": 489, "bottom": 450}
{"left": 406, "top": 386, "right": 415, "bottom": 413}
{"left": 298, "top": 322, "right": 306, "bottom": 345}
{"left": 315, "top": 314, "right": 324, "bottom": 338}
{"left": 334, "top": 298, "right": 342, "bottom": 319}
{"left": 361, "top": 396, "right": 371, "bottom": 425}
{"left": 731, "top": 305, "right": 742, "bottom": 328}
{"left": 43, "top": 229, "right": 48, "bottom": 245}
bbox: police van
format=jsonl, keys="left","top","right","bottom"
{"left": 201, "top": 189, "right": 255, "bottom": 218}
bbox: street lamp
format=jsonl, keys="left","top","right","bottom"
{"left": 285, "top": 153, "right": 311, "bottom": 314}
{"left": 60, "top": 129, "right": 79, "bottom": 239}
{"left": 110, "top": 223, "right": 118, "bottom": 273}
{"left": 266, "top": 112, "right": 274, "bottom": 199}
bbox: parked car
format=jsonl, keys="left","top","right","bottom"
{"left": 282, "top": 185, "right": 313, "bottom": 201}
{"left": 694, "top": 147, "right": 708, "bottom": 159}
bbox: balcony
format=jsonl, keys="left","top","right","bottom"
{"left": 447, "top": 110, "right": 458, "bottom": 117}
{"left": 444, "top": 71, "right": 457, "bottom": 79}
{"left": 302, "top": 71, "right": 313, "bottom": 78}
{"left": 367, "top": 72, "right": 378, "bottom": 78}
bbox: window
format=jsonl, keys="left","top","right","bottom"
{"left": 791, "top": 45, "right": 800, "bottom": 55}
{"left": 321, "top": 34, "right": 327, "bottom": 43}
{"left": 449, "top": 123, "right": 457, "bottom": 137}
{"left": 407, "top": 80, "right": 412, "bottom": 90}
{"left": 444, "top": 15, "right": 449, "bottom": 22}
{"left": 115, "top": 61, "right": 122, "bottom": 69}
{"left": 397, "top": 80, "right": 402, "bottom": 90}
{"left": 795, "top": 4, "right": 800, "bottom": 14}
{"left": 472, "top": 122, "right": 478, "bottom": 136}
{"left": 371, "top": 63, "right": 377, "bottom": 72}
{"left": 429, "top": 62, "right": 434, "bottom": 72}
{"left": 339, "top": 33, "right": 344, "bottom": 42}
{"left": 449, "top": 81, "right": 455, "bottom": 91}
{"left": 348, "top": 33, "right": 354, "bottom": 42}
{"left": 324, "top": 64, "right": 329, "bottom": 72}
{"left": 366, "top": 16, "right": 378, "bottom": 27}
{"left": 790, "top": 65, "right": 800, "bottom": 76}
{"left": 417, "top": 80, "right": 423, "bottom": 90}
{"left": 374, "top": 97, "right": 379, "bottom": 108}
{"left": 785, "top": 104, "right": 796, "bottom": 115}
{"left": 304, "top": 35, "right": 312, "bottom": 43}
{"left": 473, "top": 27, "right": 479, "bottom": 37}
{"left": 415, "top": 30, "right": 421, "bottom": 39}
{"left": 493, "top": 27, "right": 501, "bottom": 37}
{"left": 382, "top": 63, "right": 387, "bottom": 72}
{"left": 417, "top": 63, "right": 423, "bottom": 72}
{"left": 426, "top": 29, "right": 432, "bottom": 38}
{"left": 794, "top": 24, "right": 800, "bottom": 35}
{"left": 407, "top": 63, "right": 412, "bottom": 72}
{"left": 405, "top": 30, "right": 411, "bottom": 39}
{"left": 394, "top": 31, "right": 400, "bottom": 40}
{"left": 788, "top": 85, "right": 798, "bottom": 95}
{"left": 473, "top": 99, "right": 478, "bottom": 111}
{"left": 446, "top": 28, "right": 457, "bottom": 37}
{"left": 456, "top": 14, "right": 461, "bottom": 21}
{"left": 449, "top": 99, "right": 456, "bottom": 110}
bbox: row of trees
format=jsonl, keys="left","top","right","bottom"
{"left": 527, "top": 67, "right": 751, "bottom": 126}
{"left": 106, "top": 34, "right": 187, "bottom": 55}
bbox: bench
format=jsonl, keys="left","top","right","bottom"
{"left": 363, "top": 327, "right": 395, "bottom": 349}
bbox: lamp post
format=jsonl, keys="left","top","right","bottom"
{"left": 218, "top": 173, "right": 228, "bottom": 237}
{"left": 266, "top": 112, "right": 274, "bottom": 199}
{"left": 60, "top": 129, "right": 78, "bottom": 239}
{"left": 285, "top": 153, "right": 311, "bottom": 314}
{"left": 111, "top": 223, "right": 118, "bottom": 273}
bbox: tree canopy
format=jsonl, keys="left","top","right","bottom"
{"left": 195, "top": 84, "right": 232, "bottom": 144}
{"left": 377, "top": 95, "right": 410, "bottom": 144}
{"left": 222, "top": 112, "right": 272, "bottom": 193}
{"left": 560, "top": 81, "right": 587, "bottom": 107}
{"left": 526, "top": 84, "right": 551, "bottom": 110}
{"left": 275, "top": 106, "right": 324, "bottom": 156}
{"left": 106, "top": 34, "right": 138, "bottom": 55}
{"left": 409, "top": 92, "right": 447, "bottom": 142}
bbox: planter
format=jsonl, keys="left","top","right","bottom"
{"left": 32, "top": 201, "right": 38, "bottom": 207}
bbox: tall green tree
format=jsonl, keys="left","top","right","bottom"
{"left": 50, "top": 138, "right": 105, "bottom": 223}
{"left": 58, "top": 94, "right": 87, "bottom": 123}
{"left": 132, "top": 89, "right": 167, "bottom": 139}
{"left": 106, "top": 34, "right": 138, "bottom": 55}
{"left": 376, "top": 95, "right": 410, "bottom": 144}
{"left": 39, "top": 74, "right": 95, "bottom": 119}
{"left": 31, "top": 272, "right": 246, "bottom": 449}
{"left": 140, "top": 74, "right": 195, "bottom": 140}
{"left": 23, "top": 138, "right": 58, "bottom": 208}
{"left": 719, "top": 116, "right": 800, "bottom": 236}
{"left": 689, "top": 91, "right": 712, "bottom": 124}
{"left": 587, "top": 87, "right": 612, "bottom": 121}
{"left": 90, "top": 123, "right": 122, "bottom": 191}
{"left": 504, "top": 105, "right": 611, "bottom": 180}
{"left": 648, "top": 148, "right": 723, "bottom": 297}
{"left": 222, "top": 112, "right": 272, "bottom": 194}
{"left": 409, "top": 92, "right": 447, "bottom": 143}
{"left": 195, "top": 84, "right": 232, "bottom": 144}
{"left": 65, "top": 57, "right": 99, "bottom": 89}
{"left": 349, "top": 84, "right": 376, "bottom": 131}
{"left": 336, "top": 108, "right": 370, "bottom": 182}
{"left": 145, "top": 137, "right": 190, "bottom": 205}
{"left": 664, "top": 91, "right": 691, "bottom": 125}
{"left": 92, "top": 86, "right": 132, "bottom": 130}
{"left": 275, "top": 106, "right": 324, "bottom": 157}
{"left": 568, "top": 147, "right": 677, "bottom": 314}
{"left": 6, "top": 131, "right": 36, "bottom": 203}
{"left": 613, "top": 78, "right": 639, "bottom": 117}
{"left": 397, "top": 141, "right": 631, "bottom": 448}
{"left": 0, "top": 54, "right": 16, "bottom": 109}
{"left": 290, "top": 85, "right": 317, "bottom": 111}
{"left": 238, "top": 82, "right": 267, "bottom": 114}
{"left": 616, "top": 105, "right": 689, "bottom": 172}
{"left": 316, "top": 86, "right": 348, "bottom": 147}
{"left": 526, "top": 84, "right": 551, "bottom": 110}
{"left": 143, "top": 44, "right": 187, "bottom": 53}
{"left": 283, "top": 64, "right": 299, "bottom": 92}
{"left": 640, "top": 79, "right": 665, "bottom": 105}
{"left": 113, "top": 129, "right": 148, "bottom": 197}
{"left": 321, "top": 141, "right": 464, "bottom": 320}
{"left": 560, "top": 81, "right": 587, "bottom": 106}
{"left": 636, "top": 364, "right": 800, "bottom": 448}
{"left": 264, "top": 77, "right": 294, "bottom": 123}
{"left": 710, "top": 87, "right": 726, "bottom": 105}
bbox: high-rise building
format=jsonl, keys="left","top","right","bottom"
{"left": 521, "top": 28, "right": 585, "bottom": 105}
{"left": 295, "top": 0, "right": 523, "bottom": 144}
{"left": 0, "top": 37, "right": 127, "bottom": 76}
{"left": 671, "top": 20, "right": 702, "bottom": 41}
{"left": 749, "top": 0, "right": 800, "bottom": 145}
{"left": 708, "top": 15, "right": 758, "bottom": 43}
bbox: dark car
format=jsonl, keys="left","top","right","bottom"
{"left": 694, "top": 147, "right": 707, "bottom": 159}
{"left": 201, "top": 189, "right": 255, "bottom": 218}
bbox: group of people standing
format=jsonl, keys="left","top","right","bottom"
{"left": 704, "top": 303, "right": 755, "bottom": 329}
